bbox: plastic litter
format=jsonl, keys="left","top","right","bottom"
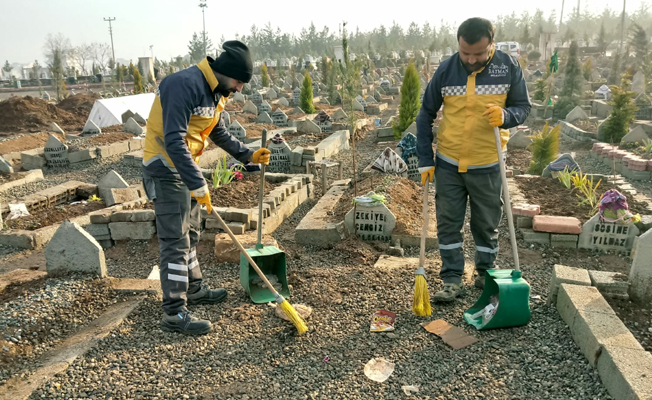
{"left": 402, "top": 385, "right": 419, "bottom": 396}
{"left": 364, "top": 358, "right": 395, "bottom": 383}
{"left": 8, "top": 203, "right": 30, "bottom": 220}
{"left": 272, "top": 303, "right": 313, "bottom": 321}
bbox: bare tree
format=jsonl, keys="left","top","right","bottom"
{"left": 91, "top": 42, "right": 111, "bottom": 72}
{"left": 69, "top": 44, "right": 93, "bottom": 75}
{"left": 43, "top": 33, "right": 71, "bottom": 101}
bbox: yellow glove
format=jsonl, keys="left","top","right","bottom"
{"left": 252, "top": 148, "right": 271, "bottom": 165}
{"left": 483, "top": 104, "right": 505, "bottom": 127}
{"left": 190, "top": 184, "right": 212, "bottom": 214}
{"left": 419, "top": 166, "right": 435, "bottom": 186}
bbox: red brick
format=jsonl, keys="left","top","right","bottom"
{"left": 533, "top": 215, "right": 582, "bottom": 234}
{"left": 512, "top": 203, "right": 541, "bottom": 217}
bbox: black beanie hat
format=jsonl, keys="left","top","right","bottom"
{"left": 210, "top": 40, "right": 253, "bottom": 83}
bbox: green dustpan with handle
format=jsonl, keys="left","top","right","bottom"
{"left": 239, "top": 129, "right": 291, "bottom": 303}
{"left": 464, "top": 126, "right": 531, "bottom": 330}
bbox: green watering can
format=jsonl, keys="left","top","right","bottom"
{"left": 240, "top": 129, "right": 291, "bottom": 303}
{"left": 464, "top": 127, "right": 531, "bottom": 330}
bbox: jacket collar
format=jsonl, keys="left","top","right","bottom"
{"left": 198, "top": 57, "right": 219, "bottom": 92}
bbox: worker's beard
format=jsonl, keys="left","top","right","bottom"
{"left": 216, "top": 83, "right": 236, "bottom": 98}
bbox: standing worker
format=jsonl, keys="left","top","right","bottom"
{"left": 416, "top": 18, "right": 531, "bottom": 302}
{"left": 142, "top": 41, "right": 271, "bottom": 334}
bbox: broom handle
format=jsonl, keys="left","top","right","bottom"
{"left": 494, "top": 127, "right": 520, "bottom": 271}
{"left": 419, "top": 179, "right": 429, "bottom": 268}
{"left": 257, "top": 129, "right": 268, "bottom": 248}
{"left": 211, "top": 207, "right": 281, "bottom": 298}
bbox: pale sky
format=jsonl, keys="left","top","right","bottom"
{"left": 0, "top": 0, "right": 644, "bottom": 65}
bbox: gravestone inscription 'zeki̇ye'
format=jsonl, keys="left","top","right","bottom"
{"left": 344, "top": 203, "right": 397, "bottom": 242}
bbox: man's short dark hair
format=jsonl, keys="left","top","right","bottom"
{"left": 457, "top": 18, "right": 495, "bottom": 45}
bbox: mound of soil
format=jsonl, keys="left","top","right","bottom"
{"left": 506, "top": 149, "right": 532, "bottom": 172}
{"left": 244, "top": 124, "right": 283, "bottom": 139}
{"left": 0, "top": 96, "right": 86, "bottom": 133}
{"left": 56, "top": 94, "right": 99, "bottom": 116}
{"left": 515, "top": 176, "right": 652, "bottom": 223}
{"left": 210, "top": 174, "right": 286, "bottom": 209}
{"left": 4, "top": 201, "right": 107, "bottom": 231}
{"left": 328, "top": 176, "right": 427, "bottom": 235}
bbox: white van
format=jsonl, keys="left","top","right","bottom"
{"left": 496, "top": 42, "right": 521, "bottom": 57}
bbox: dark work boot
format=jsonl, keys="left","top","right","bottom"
{"left": 187, "top": 285, "right": 227, "bottom": 305}
{"left": 161, "top": 311, "right": 212, "bottom": 335}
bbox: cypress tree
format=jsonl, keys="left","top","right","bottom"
{"left": 261, "top": 64, "right": 270, "bottom": 87}
{"left": 300, "top": 72, "right": 316, "bottom": 114}
{"left": 393, "top": 61, "right": 421, "bottom": 139}
{"left": 133, "top": 69, "right": 144, "bottom": 94}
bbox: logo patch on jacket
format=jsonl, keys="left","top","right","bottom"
{"left": 488, "top": 63, "right": 509, "bottom": 78}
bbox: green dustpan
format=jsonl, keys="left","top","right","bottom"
{"left": 239, "top": 129, "right": 291, "bottom": 304}
{"left": 464, "top": 127, "right": 531, "bottom": 330}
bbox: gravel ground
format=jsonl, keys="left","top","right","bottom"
{"left": 0, "top": 155, "right": 143, "bottom": 203}
{"left": 0, "top": 277, "right": 128, "bottom": 386}
{"left": 15, "top": 125, "right": 610, "bottom": 400}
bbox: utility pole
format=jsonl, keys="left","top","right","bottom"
{"left": 559, "top": 0, "right": 565, "bottom": 28}
{"left": 104, "top": 17, "right": 116, "bottom": 65}
{"left": 150, "top": 45, "right": 154, "bottom": 60}
{"left": 199, "top": 0, "right": 207, "bottom": 57}
{"left": 619, "top": 0, "right": 627, "bottom": 56}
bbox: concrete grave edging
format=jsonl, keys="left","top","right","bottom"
{"left": 555, "top": 283, "right": 652, "bottom": 400}
{"left": 0, "top": 169, "right": 44, "bottom": 193}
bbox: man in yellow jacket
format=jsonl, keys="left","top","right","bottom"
{"left": 142, "top": 41, "right": 271, "bottom": 335}
{"left": 417, "top": 18, "right": 531, "bottom": 302}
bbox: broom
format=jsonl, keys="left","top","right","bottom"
{"left": 210, "top": 207, "right": 308, "bottom": 335}
{"left": 412, "top": 179, "right": 432, "bottom": 316}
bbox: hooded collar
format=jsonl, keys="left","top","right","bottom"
{"left": 198, "top": 57, "right": 218, "bottom": 92}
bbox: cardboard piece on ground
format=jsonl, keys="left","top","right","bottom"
{"left": 422, "top": 319, "right": 479, "bottom": 349}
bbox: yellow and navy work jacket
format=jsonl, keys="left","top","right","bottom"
{"left": 416, "top": 50, "right": 530, "bottom": 173}
{"left": 143, "top": 57, "right": 253, "bottom": 191}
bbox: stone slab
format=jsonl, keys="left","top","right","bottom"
{"left": 533, "top": 215, "right": 582, "bottom": 234}
{"left": 109, "top": 222, "right": 156, "bottom": 241}
{"left": 596, "top": 346, "right": 652, "bottom": 400}
{"left": 548, "top": 264, "right": 592, "bottom": 305}
{"left": 45, "top": 220, "right": 106, "bottom": 277}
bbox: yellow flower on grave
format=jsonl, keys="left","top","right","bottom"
{"left": 89, "top": 194, "right": 102, "bottom": 202}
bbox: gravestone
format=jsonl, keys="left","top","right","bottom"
{"left": 0, "top": 156, "right": 13, "bottom": 174}
{"left": 371, "top": 148, "right": 408, "bottom": 175}
{"left": 533, "top": 70, "right": 543, "bottom": 78}
{"left": 277, "top": 97, "right": 289, "bottom": 107}
{"left": 353, "top": 99, "right": 365, "bottom": 112}
{"left": 374, "top": 90, "right": 382, "bottom": 102}
{"left": 221, "top": 111, "right": 231, "bottom": 127}
{"left": 629, "top": 229, "right": 652, "bottom": 304}
{"left": 266, "top": 134, "right": 293, "bottom": 173}
{"left": 344, "top": 203, "right": 397, "bottom": 242}
{"left": 256, "top": 111, "right": 273, "bottom": 124}
{"left": 396, "top": 133, "right": 419, "bottom": 182}
{"left": 507, "top": 130, "right": 532, "bottom": 149}
{"left": 43, "top": 134, "right": 70, "bottom": 168}
{"left": 228, "top": 120, "right": 246, "bottom": 140}
{"left": 578, "top": 213, "right": 640, "bottom": 253}
{"left": 123, "top": 117, "right": 143, "bottom": 135}
{"left": 320, "top": 98, "right": 330, "bottom": 105}
{"left": 565, "top": 106, "right": 589, "bottom": 122}
{"left": 312, "top": 82, "right": 319, "bottom": 97}
{"left": 542, "top": 153, "right": 580, "bottom": 177}
{"left": 402, "top": 121, "right": 417, "bottom": 137}
{"left": 121, "top": 110, "right": 135, "bottom": 124}
{"left": 98, "top": 170, "right": 129, "bottom": 201}
{"left": 283, "top": 82, "right": 292, "bottom": 91}
{"left": 332, "top": 108, "right": 348, "bottom": 121}
{"left": 82, "top": 120, "right": 101, "bottom": 135}
{"left": 45, "top": 220, "right": 107, "bottom": 277}
{"left": 314, "top": 110, "right": 333, "bottom": 133}
{"left": 380, "top": 80, "right": 391, "bottom": 92}
{"left": 243, "top": 100, "right": 258, "bottom": 115}
{"left": 296, "top": 119, "right": 321, "bottom": 134}
{"left": 291, "top": 107, "right": 305, "bottom": 115}
{"left": 292, "top": 88, "right": 301, "bottom": 106}
{"left": 272, "top": 109, "right": 288, "bottom": 127}
{"left": 251, "top": 91, "right": 263, "bottom": 107}
{"left": 634, "top": 93, "right": 652, "bottom": 107}
{"left": 632, "top": 71, "right": 646, "bottom": 95}
{"left": 266, "top": 88, "right": 278, "bottom": 100}
{"left": 621, "top": 126, "right": 649, "bottom": 144}
{"left": 259, "top": 100, "right": 272, "bottom": 115}
{"left": 232, "top": 91, "right": 245, "bottom": 103}
{"left": 133, "top": 112, "right": 147, "bottom": 125}
{"left": 42, "top": 92, "right": 51, "bottom": 101}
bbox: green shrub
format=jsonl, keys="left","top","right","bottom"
{"left": 527, "top": 122, "right": 560, "bottom": 175}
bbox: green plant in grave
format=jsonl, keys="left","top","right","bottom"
{"left": 570, "top": 171, "right": 602, "bottom": 215}
{"left": 212, "top": 156, "right": 244, "bottom": 188}
{"left": 557, "top": 166, "right": 574, "bottom": 189}
{"left": 527, "top": 122, "right": 560, "bottom": 175}
{"left": 642, "top": 138, "right": 652, "bottom": 156}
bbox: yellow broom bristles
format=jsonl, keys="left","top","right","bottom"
{"left": 279, "top": 299, "right": 309, "bottom": 335}
{"left": 412, "top": 274, "right": 432, "bottom": 316}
